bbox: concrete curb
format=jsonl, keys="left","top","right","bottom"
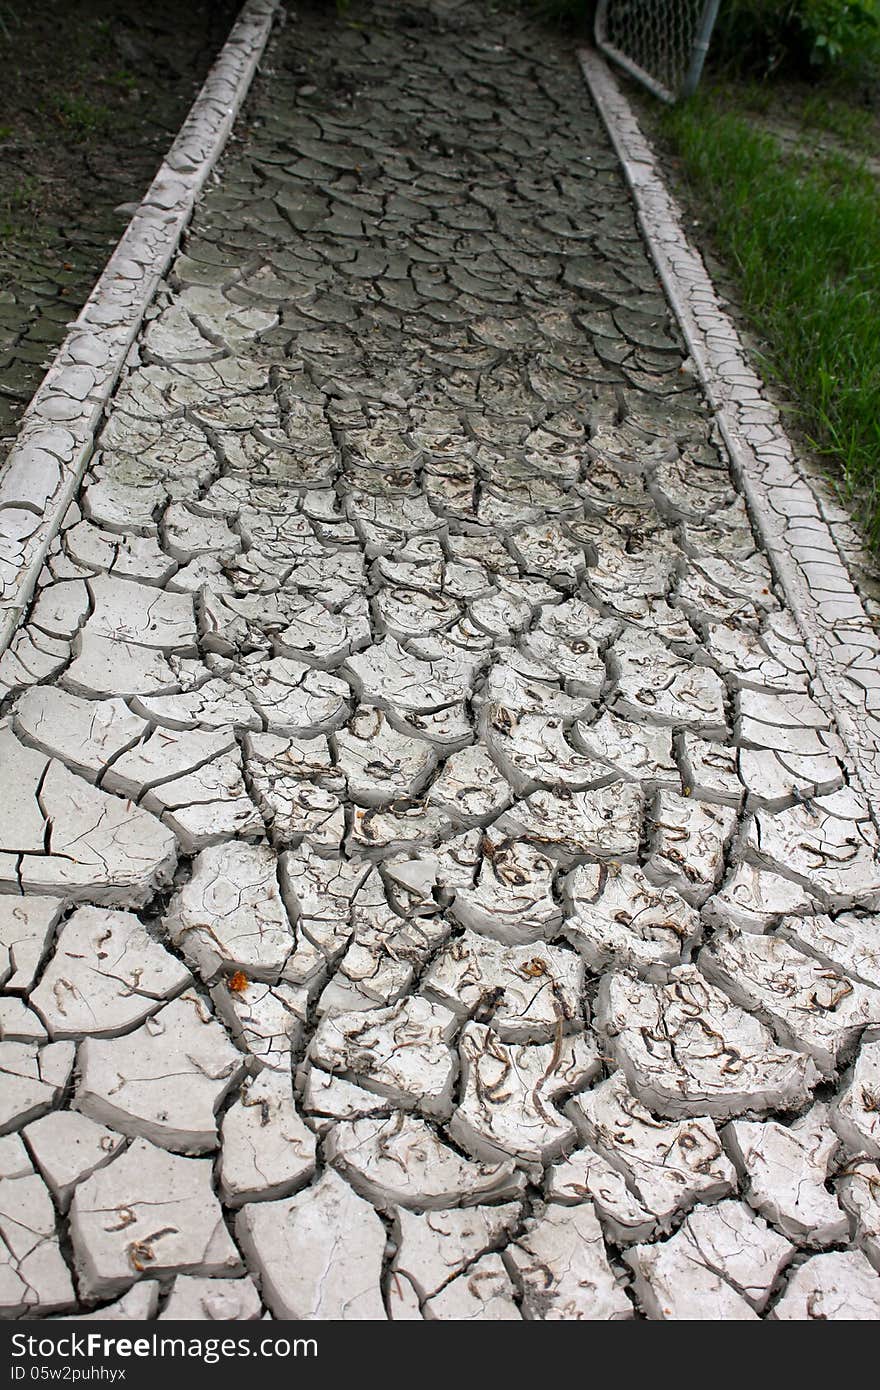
{"left": 579, "top": 48, "right": 880, "bottom": 808}
{"left": 0, "top": 0, "right": 280, "bottom": 654}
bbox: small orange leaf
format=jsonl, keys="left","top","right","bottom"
{"left": 228, "top": 970, "right": 249, "bottom": 994}
{"left": 520, "top": 958, "right": 549, "bottom": 978}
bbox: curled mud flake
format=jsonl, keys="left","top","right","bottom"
{"left": 219, "top": 1070, "right": 315, "bottom": 1207}
{"left": 507, "top": 1202, "right": 633, "bottom": 1320}
{"left": 450, "top": 828, "right": 562, "bottom": 946}
{"left": 450, "top": 1022, "right": 600, "bottom": 1174}
{"left": 546, "top": 1144, "right": 657, "bottom": 1244}
{"left": 837, "top": 1158, "right": 880, "bottom": 1271}
{"left": 325, "top": 1112, "right": 525, "bottom": 1210}
{"left": 165, "top": 841, "right": 295, "bottom": 981}
{"left": 724, "top": 1103, "right": 849, "bottom": 1247}
{"left": 497, "top": 783, "right": 643, "bottom": 867}
{"left": 70, "top": 1138, "right": 240, "bottom": 1299}
{"left": 626, "top": 1200, "right": 793, "bottom": 1320}
{"left": 30, "top": 907, "right": 190, "bottom": 1040}
{"left": 0, "top": 896, "right": 65, "bottom": 993}
{"left": 309, "top": 996, "right": 458, "bottom": 1118}
{"left": 700, "top": 931, "right": 880, "bottom": 1078}
{"left": 832, "top": 1039, "right": 880, "bottom": 1158}
{"left": 770, "top": 1250, "right": 880, "bottom": 1320}
{"left": 595, "top": 967, "right": 820, "bottom": 1119}
{"left": 704, "top": 863, "right": 820, "bottom": 933}
{"left": 76, "top": 991, "right": 245, "bottom": 1152}
{"left": 646, "top": 790, "right": 737, "bottom": 906}
{"left": 392, "top": 1204, "right": 521, "bottom": 1302}
{"left": 563, "top": 859, "right": 699, "bottom": 978}
{"left": 744, "top": 789, "right": 880, "bottom": 909}
{"left": 778, "top": 910, "right": 880, "bottom": 990}
{"left": 23, "top": 1110, "right": 125, "bottom": 1211}
{"left": 424, "top": 1252, "right": 521, "bottom": 1320}
{"left": 610, "top": 627, "right": 727, "bottom": 736}
{"left": 0, "top": 1169, "right": 75, "bottom": 1314}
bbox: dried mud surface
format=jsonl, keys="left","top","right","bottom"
{"left": 1, "top": 0, "right": 879, "bottom": 1322}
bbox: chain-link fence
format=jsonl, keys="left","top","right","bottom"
{"left": 595, "top": 0, "right": 721, "bottom": 103}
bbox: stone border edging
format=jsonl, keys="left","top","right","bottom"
{"left": 579, "top": 48, "right": 880, "bottom": 808}
{"left": 0, "top": 0, "right": 280, "bottom": 653}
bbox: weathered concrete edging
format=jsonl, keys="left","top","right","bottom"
{"left": 0, "top": 0, "right": 279, "bottom": 653}
{"left": 579, "top": 48, "right": 880, "bottom": 808}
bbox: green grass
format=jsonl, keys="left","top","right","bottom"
{"left": 0, "top": 173, "right": 39, "bottom": 235}
{"left": 699, "top": 78, "right": 878, "bottom": 154}
{"left": 798, "top": 90, "right": 878, "bottom": 150}
{"left": 47, "top": 93, "right": 114, "bottom": 138}
{"left": 660, "top": 97, "right": 880, "bottom": 544}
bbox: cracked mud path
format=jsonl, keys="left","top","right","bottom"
{"left": 1, "top": 0, "right": 880, "bottom": 1322}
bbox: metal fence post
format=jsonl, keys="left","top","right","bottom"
{"left": 595, "top": 0, "right": 722, "bottom": 104}
{"left": 682, "top": 0, "right": 722, "bottom": 97}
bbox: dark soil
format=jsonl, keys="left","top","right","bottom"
{"left": 0, "top": 0, "right": 240, "bottom": 462}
